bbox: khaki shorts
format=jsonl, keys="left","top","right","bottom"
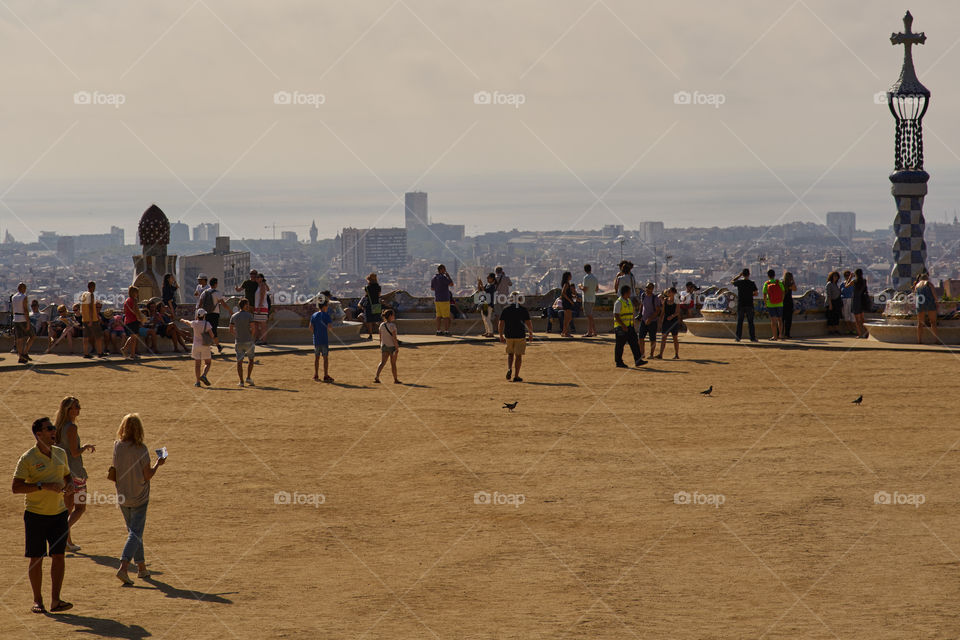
{"left": 505, "top": 338, "right": 526, "bottom": 356}
{"left": 13, "top": 321, "right": 34, "bottom": 339}
{"left": 435, "top": 301, "right": 451, "bottom": 319}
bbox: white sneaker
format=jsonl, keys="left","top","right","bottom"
{"left": 245, "top": 377, "right": 254, "bottom": 386}
{"left": 65, "top": 542, "right": 81, "bottom": 552}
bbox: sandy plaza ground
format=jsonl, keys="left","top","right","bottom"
{"left": 1, "top": 337, "right": 959, "bottom": 638}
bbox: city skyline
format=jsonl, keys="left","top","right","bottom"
{"left": 1, "top": 3, "right": 960, "bottom": 242}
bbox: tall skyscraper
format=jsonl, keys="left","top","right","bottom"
{"left": 405, "top": 192, "right": 429, "bottom": 239}
{"left": 340, "top": 227, "right": 407, "bottom": 275}
{"left": 192, "top": 222, "right": 220, "bottom": 242}
{"left": 169, "top": 222, "right": 190, "bottom": 243}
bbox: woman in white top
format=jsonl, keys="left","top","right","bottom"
{"left": 178, "top": 308, "right": 216, "bottom": 387}
{"left": 374, "top": 308, "right": 400, "bottom": 384}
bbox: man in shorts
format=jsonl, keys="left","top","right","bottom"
{"left": 431, "top": 264, "right": 454, "bottom": 336}
{"left": 310, "top": 297, "right": 334, "bottom": 382}
{"left": 229, "top": 300, "right": 256, "bottom": 387}
{"left": 579, "top": 264, "right": 599, "bottom": 337}
{"left": 12, "top": 417, "right": 75, "bottom": 614}
{"left": 79, "top": 281, "right": 106, "bottom": 359}
{"left": 762, "top": 269, "right": 784, "bottom": 341}
{"left": 637, "top": 282, "right": 661, "bottom": 359}
{"left": 12, "top": 282, "right": 34, "bottom": 364}
{"left": 498, "top": 292, "right": 533, "bottom": 383}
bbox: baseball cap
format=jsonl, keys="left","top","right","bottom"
{"left": 197, "top": 273, "right": 208, "bottom": 280}
{"left": 196, "top": 308, "right": 207, "bottom": 318}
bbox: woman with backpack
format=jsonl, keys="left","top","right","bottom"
{"left": 761, "top": 269, "right": 784, "bottom": 341}
{"left": 559, "top": 271, "right": 577, "bottom": 338}
{"left": 851, "top": 268, "right": 869, "bottom": 339}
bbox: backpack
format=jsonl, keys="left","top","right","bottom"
{"left": 765, "top": 280, "right": 784, "bottom": 305}
{"left": 199, "top": 288, "right": 217, "bottom": 314}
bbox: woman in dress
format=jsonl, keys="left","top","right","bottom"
{"left": 54, "top": 396, "right": 95, "bottom": 552}
{"left": 782, "top": 272, "right": 797, "bottom": 339}
{"left": 113, "top": 413, "right": 165, "bottom": 585}
{"left": 913, "top": 271, "right": 938, "bottom": 344}
{"left": 824, "top": 272, "right": 842, "bottom": 335}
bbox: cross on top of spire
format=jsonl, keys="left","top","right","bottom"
{"left": 889, "top": 11, "right": 929, "bottom": 96}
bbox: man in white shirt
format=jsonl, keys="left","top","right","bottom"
{"left": 12, "top": 282, "right": 33, "bottom": 364}
{"left": 194, "top": 274, "right": 208, "bottom": 307}
{"left": 579, "top": 264, "right": 599, "bottom": 337}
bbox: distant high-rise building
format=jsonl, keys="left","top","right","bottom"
{"left": 826, "top": 211, "right": 856, "bottom": 242}
{"left": 602, "top": 224, "right": 624, "bottom": 238}
{"left": 169, "top": 222, "right": 190, "bottom": 243}
{"left": 405, "top": 192, "right": 429, "bottom": 240}
{"left": 281, "top": 231, "right": 298, "bottom": 242}
{"left": 309, "top": 220, "right": 318, "bottom": 244}
{"left": 57, "top": 236, "right": 76, "bottom": 264}
{"left": 340, "top": 227, "right": 407, "bottom": 275}
{"left": 639, "top": 221, "right": 665, "bottom": 244}
{"left": 192, "top": 222, "right": 220, "bottom": 242}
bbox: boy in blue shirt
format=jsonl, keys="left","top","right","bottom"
{"left": 310, "top": 298, "right": 334, "bottom": 382}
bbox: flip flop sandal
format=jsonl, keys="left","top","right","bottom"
{"left": 50, "top": 601, "right": 73, "bottom": 612}
{"left": 31, "top": 603, "right": 45, "bottom": 614}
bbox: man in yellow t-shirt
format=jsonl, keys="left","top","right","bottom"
{"left": 12, "top": 417, "right": 74, "bottom": 614}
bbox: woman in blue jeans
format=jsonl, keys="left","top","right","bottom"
{"left": 112, "top": 413, "right": 165, "bottom": 585}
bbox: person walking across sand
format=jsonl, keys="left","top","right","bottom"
{"left": 375, "top": 308, "right": 400, "bottom": 384}
{"left": 498, "top": 292, "right": 534, "bottom": 382}
{"left": 179, "top": 308, "right": 215, "bottom": 387}
{"left": 229, "top": 300, "right": 256, "bottom": 387}
{"left": 580, "top": 264, "right": 599, "bottom": 337}
{"left": 613, "top": 285, "right": 645, "bottom": 368}
{"left": 112, "top": 413, "right": 165, "bottom": 585}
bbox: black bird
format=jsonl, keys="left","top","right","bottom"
{"left": 700, "top": 386, "right": 713, "bottom": 396}
{"left": 503, "top": 401, "right": 518, "bottom": 412}
{"left": 852, "top": 395, "right": 863, "bottom": 406}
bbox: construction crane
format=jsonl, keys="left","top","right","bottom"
{"left": 264, "top": 223, "right": 312, "bottom": 240}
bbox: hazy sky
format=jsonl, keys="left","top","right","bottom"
{"left": 1, "top": 1, "right": 959, "bottom": 241}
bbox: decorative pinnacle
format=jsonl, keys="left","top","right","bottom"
{"left": 890, "top": 11, "right": 929, "bottom": 96}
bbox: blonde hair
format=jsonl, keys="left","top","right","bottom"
{"left": 116, "top": 413, "right": 145, "bottom": 445}
{"left": 54, "top": 396, "right": 80, "bottom": 445}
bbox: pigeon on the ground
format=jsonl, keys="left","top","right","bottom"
{"left": 503, "top": 401, "right": 518, "bottom": 412}
{"left": 700, "top": 386, "right": 713, "bottom": 396}
{"left": 852, "top": 395, "right": 863, "bottom": 405}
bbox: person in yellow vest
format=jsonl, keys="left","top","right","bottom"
{"left": 613, "top": 285, "right": 646, "bottom": 368}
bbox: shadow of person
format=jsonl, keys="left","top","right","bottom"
{"left": 328, "top": 382, "right": 372, "bottom": 389}
{"left": 522, "top": 381, "right": 579, "bottom": 387}
{"left": 75, "top": 551, "right": 121, "bottom": 569}
{"left": 52, "top": 613, "right": 150, "bottom": 639}
{"left": 142, "top": 576, "right": 235, "bottom": 604}
{"left": 397, "top": 382, "right": 431, "bottom": 388}
{"left": 249, "top": 386, "right": 299, "bottom": 393}
{"left": 28, "top": 367, "right": 69, "bottom": 376}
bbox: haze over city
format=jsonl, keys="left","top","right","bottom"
{"left": 2, "top": 1, "right": 960, "bottom": 241}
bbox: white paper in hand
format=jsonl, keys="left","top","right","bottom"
{"left": 155, "top": 447, "right": 168, "bottom": 459}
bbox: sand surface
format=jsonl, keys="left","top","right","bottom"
{"left": 1, "top": 339, "right": 959, "bottom": 639}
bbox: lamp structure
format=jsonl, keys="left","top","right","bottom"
{"left": 887, "top": 11, "right": 930, "bottom": 291}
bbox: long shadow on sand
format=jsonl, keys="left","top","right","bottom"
{"left": 248, "top": 385, "right": 299, "bottom": 393}
{"left": 521, "top": 381, "right": 579, "bottom": 387}
{"left": 52, "top": 614, "right": 151, "bottom": 639}
{"left": 28, "top": 367, "right": 68, "bottom": 376}
{"left": 142, "top": 576, "right": 235, "bottom": 604}
{"left": 685, "top": 359, "right": 730, "bottom": 365}
{"left": 329, "top": 382, "right": 373, "bottom": 389}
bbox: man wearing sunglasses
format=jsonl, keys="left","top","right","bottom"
{"left": 12, "top": 417, "right": 75, "bottom": 614}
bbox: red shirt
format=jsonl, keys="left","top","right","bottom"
{"left": 123, "top": 297, "right": 139, "bottom": 324}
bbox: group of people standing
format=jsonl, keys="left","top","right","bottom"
{"left": 12, "top": 400, "right": 165, "bottom": 613}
